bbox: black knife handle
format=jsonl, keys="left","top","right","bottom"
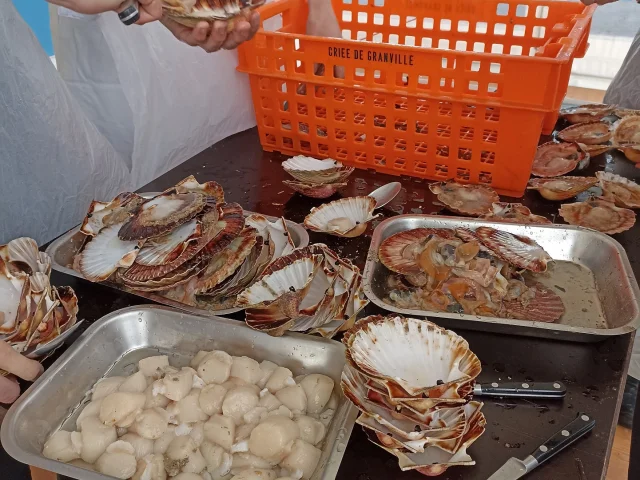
{"left": 531, "top": 412, "right": 596, "bottom": 465}
{"left": 475, "top": 381, "right": 567, "bottom": 398}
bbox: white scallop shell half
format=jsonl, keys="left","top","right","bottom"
{"left": 304, "top": 197, "right": 379, "bottom": 237}
{"left": 245, "top": 214, "right": 295, "bottom": 259}
{"left": 79, "top": 223, "right": 143, "bottom": 282}
{"left": 282, "top": 156, "right": 343, "bottom": 172}
{"left": 135, "top": 219, "right": 200, "bottom": 266}
{"left": 596, "top": 171, "right": 640, "bottom": 209}
{"left": 0, "top": 237, "right": 51, "bottom": 275}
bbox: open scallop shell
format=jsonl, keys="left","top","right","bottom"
{"left": 80, "top": 192, "right": 144, "bottom": 237}
{"left": 578, "top": 142, "right": 613, "bottom": 157}
{"left": 560, "top": 104, "right": 615, "bottom": 124}
{"left": 282, "top": 156, "right": 354, "bottom": 184}
{"left": 613, "top": 116, "right": 640, "bottom": 145}
{"left": 378, "top": 228, "right": 457, "bottom": 275}
{"left": 121, "top": 256, "right": 205, "bottom": 292}
{"left": 596, "top": 171, "right": 640, "bottom": 209}
{"left": 559, "top": 198, "right": 636, "bottom": 234}
{"left": 134, "top": 219, "right": 202, "bottom": 266}
{"left": 532, "top": 142, "right": 586, "bottom": 177}
{"left": 474, "top": 227, "right": 552, "bottom": 273}
{"left": 615, "top": 108, "right": 640, "bottom": 119}
{"left": 0, "top": 237, "right": 51, "bottom": 276}
{"left": 304, "top": 196, "right": 379, "bottom": 238}
{"left": 557, "top": 122, "right": 612, "bottom": 145}
{"left": 162, "top": 0, "right": 265, "bottom": 27}
{"left": 501, "top": 280, "right": 565, "bottom": 323}
{"left": 174, "top": 175, "right": 225, "bottom": 204}
{"left": 480, "top": 203, "right": 551, "bottom": 225}
{"left": 118, "top": 192, "right": 207, "bottom": 241}
{"left": 527, "top": 176, "right": 598, "bottom": 201}
{"left": 79, "top": 223, "right": 143, "bottom": 282}
{"left": 343, "top": 315, "right": 481, "bottom": 398}
{"left": 429, "top": 182, "right": 499, "bottom": 216}
{"left": 283, "top": 180, "right": 347, "bottom": 199}
{"left": 245, "top": 214, "right": 295, "bottom": 258}
{"left": 617, "top": 144, "right": 640, "bottom": 163}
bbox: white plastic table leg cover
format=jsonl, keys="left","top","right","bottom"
{"left": 0, "top": 0, "right": 131, "bottom": 245}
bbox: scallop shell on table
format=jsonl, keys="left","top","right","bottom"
{"left": 378, "top": 228, "right": 458, "bottom": 275}
{"left": 80, "top": 192, "right": 144, "bottom": 237}
{"left": 557, "top": 121, "right": 612, "bottom": 145}
{"left": 577, "top": 142, "right": 613, "bottom": 157}
{"left": 429, "top": 182, "right": 500, "bottom": 216}
{"left": 532, "top": 142, "right": 587, "bottom": 177}
{"left": 560, "top": 104, "right": 616, "bottom": 124}
{"left": 474, "top": 227, "right": 552, "bottom": 273}
{"left": 615, "top": 108, "right": 640, "bottom": 118}
{"left": 617, "top": 144, "right": 640, "bottom": 163}
{"left": 134, "top": 219, "right": 202, "bottom": 267}
{"left": 342, "top": 315, "right": 481, "bottom": 398}
{"left": 613, "top": 116, "right": 640, "bottom": 145}
{"left": 596, "top": 171, "right": 640, "bottom": 209}
{"left": 162, "top": 0, "right": 265, "bottom": 27}
{"left": 79, "top": 223, "right": 143, "bottom": 282}
{"left": 283, "top": 180, "right": 347, "bottom": 199}
{"left": 480, "top": 203, "right": 551, "bottom": 225}
{"left": 304, "top": 197, "right": 379, "bottom": 238}
{"left": 559, "top": 198, "right": 636, "bottom": 235}
{"left": 527, "top": 176, "right": 598, "bottom": 201}
{"left": 282, "top": 156, "right": 355, "bottom": 184}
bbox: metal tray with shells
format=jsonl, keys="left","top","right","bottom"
{"left": 363, "top": 215, "right": 640, "bottom": 342}
{"left": 46, "top": 194, "right": 309, "bottom": 317}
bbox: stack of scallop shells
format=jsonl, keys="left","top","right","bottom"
{"left": 0, "top": 237, "right": 79, "bottom": 360}
{"left": 162, "top": 0, "right": 265, "bottom": 27}
{"left": 74, "top": 176, "right": 295, "bottom": 311}
{"left": 340, "top": 315, "right": 485, "bottom": 477}
{"left": 282, "top": 156, "right": 354, "bottom": 199}
{"left": 235, "top": 244, "right": 368, "bottom": 338}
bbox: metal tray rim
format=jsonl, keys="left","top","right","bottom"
{"left": 1, "top": 305, "right": 358, "bottom": 480}
{"left": 363, "top": 214, "right": 640, "bottom": 339}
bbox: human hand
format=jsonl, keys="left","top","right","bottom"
{"left": 580, "top": 0, "right": 618, "bottom": 5}
{"left": 0, "top": 342, "right": 44, "bottom": 404}
{"left": 161, "top": 11, "right": 260, "bottom": 52}
{"left": 49, "top": 0, "right": 163, "bottom": 24}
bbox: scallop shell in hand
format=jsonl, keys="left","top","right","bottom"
{"left": 531, "top": 142, "right": 586, "bottom": 177}
{"left": 79, "top": 223, "right": 143, "bottom": 282}
{"left": 559, "top": 198, "right": 636, "bottom": 234}
{"left": 343, "top": 315, "right": 481, "bottom": 398}
{"left": 474, "top": 227, "right": 552, "bottom": 273}
{"left": 557, "top": 122, "right": 612, "bottom": 145}
{"left": 163, "top": 0, "right": 266, "bottom": 27}
{"left": 304, "top": 197, "right": 379, "bottom": 238}
{"left": 596, "top": 171, "right": 640, "bottom": 209}
{"left": 429, "top": 182, "right": 499, "bottom": 216}
{"left": 527, "top": 176, "right": 598, "bottom": 201}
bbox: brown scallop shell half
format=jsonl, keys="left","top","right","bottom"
{"left": 617, "top": 144, "right": 640, "bottom": 163}
{"left": 429, "top": 182, "right": 500, "bottom": 216}
{"left": 378, "top": 228, "right": 458, "bottom": 275}
{"left": 559, "top": 198, "right": 636, "bottom": 234}
{"left": 560, "top": 104, "right": 616, "bottom": 124}
{"left": 596, "top": 171, "right": 640, "bottom": 209}
{"left": 615, "top": 108, "right": 640, "bottom": 119}
{"left": 577, "top": 142, "right": 613, "bottom": 157}
{"left": 474, "top": 227, "right": 552, "bottom": 273}
{"left": 283, "top": 180, "right": 347, "bottom": 199}
{"left": 480, "top": 203, "right": 551, "bottom": 225}
{"left": 527, "top": 176, "right": 598, "bottom": 201}
{"left": 501, "top": 280, "right": 565, "bottom": 323}
{"left": 163, "top": 0, "right": 265, "bottom": 27}
{"left": 614, "top": 116, "right": 640, "bottom": 145}
{"left": 557, "top": 122, "right": 612, "bottom": 145}
{"left": 531, "top": 142, "right": 586, "bottom": 178}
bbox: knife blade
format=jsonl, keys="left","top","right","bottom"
{"left": 488, "top": 412, "right": 595, "bottom": 480}
{"left": 474, "top": 381, "right": 566, "bottom": 399}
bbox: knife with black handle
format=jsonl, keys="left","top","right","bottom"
{"left": 474, "top": 381, "right": 567, "bottom": 399}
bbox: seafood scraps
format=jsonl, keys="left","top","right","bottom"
{"left": 282, "top": 156, "right": 354, "bottom": 199}
{"left": 378, "top": 227, "right": 564, "bottom": 323}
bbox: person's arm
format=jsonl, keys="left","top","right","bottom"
{"left": 581, "top": 0, "right": 618, "bottom": 5}
{"left": 0, "top": 342, "right": 43, "bottom": 404}
{"left": 47, "top": 0, "right": 162, "bottom": 24}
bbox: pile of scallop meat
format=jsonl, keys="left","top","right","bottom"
{"left": 42, "top": 351, "right": 338, "bottom": 480}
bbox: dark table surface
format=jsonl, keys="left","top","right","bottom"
{"left": 2, "top": 126, "right": 637, "bottom": 480}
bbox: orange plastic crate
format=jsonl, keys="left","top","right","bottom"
{"left": 237, "top": 0, "right": 594, "bottom": 196}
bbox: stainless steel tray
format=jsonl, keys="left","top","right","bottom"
{"left": 1, "top": 305, "right": 358, "bottom": 480}
{"left": 363, "top": 215, "right": 640, "bottom": 342}
{"left": 46, "top": 199, "right": 309, "bottom": 316}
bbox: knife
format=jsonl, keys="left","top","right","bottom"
{"left": 487, "top": 412, "right": 596, "bottom": 480}
{"left": 474, "top": 381, "right": 567, "bottom": 399}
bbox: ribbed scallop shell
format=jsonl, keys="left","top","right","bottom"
{"left": 615, "top": 108, "right": 640, "bottom": 118}
{"left": 597, "top": 171, "right": 640, "bottom": 209}
{"left": 617, "top": 144, "right": 640, "bottom": 163}
{"left": 557, "top": 121, "right": 612, "bottom": 145}
{"left": 121, "top": 257, "right": 205, "bottom": 292}
{"left": 283, "top": 180, "right": 347, "bottom": 199}
{"left": 80, "top": 192, "right": 144, "bottom": 237}
{"left": 282, "top": 156, "right": 343, "bottom": 172}
{"left": 559, "top": 198, "right": 636, "bottom": 234}
{"left": 613, "top": 116, "right": 640, "bottom": 144}
{"left": 378, "top": 228, "right": 458, "bottom": 275}
{"left": 532, "top": 142, "right": 586, "bottom": 177}
{"left": 343, "top": 316, "right": 481, "bottom": 398}
{"left": 135, "top": 219, "right": 201, "bottom": 266}
{"left": 245, "top": 214, "right": 295, "bottom": 259}
{"left": 282, "top": 156, "right": 354, "bottom": 184}
{"left": 163, "top": 0, "right": 265, "bottom": 27}
{"left": 527, "top": 176, "right": 598, "bottom": 201}
{"left": 174, "top": 175, "right": 225, "bottom": 204}
{"left": 501, "top": 280, "right": 565, "bottom": 323}
{"left": 578, "top": 142, "right": 613, "bottom": 157}
{"left": 304, "top": 197, "right": 378, "bottom": 237}
{"left": 0, "top": 237, "right": 51, "bottom": 275}
{"left": 480, "top": 203, "right": 551, "bottom": 225}
{"left": 429, "top": 182, "right": 499, "bottom": 216}
{"left": 79, "top": 223, "right": 143, "bottom": 282}
{"left": 474, "top": 227, "right": 552, "bottom": 273}
{"left": 560, "top": 103, "right": 615, "bottom": 124}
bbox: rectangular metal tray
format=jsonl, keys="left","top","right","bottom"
{"left": 363, "top": 215, "right": 640, "bottom": 342}
{"left": 1, "top": 305, "right": 358, "bottom": 480}
{"left": 46, "top": 200, "right": 309, "bottom": 316}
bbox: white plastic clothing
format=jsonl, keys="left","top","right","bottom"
{"left": 604, "top": 28, "right": 640, "bottom": 109}
{"left": 0, "top": 0, "right": 131, "bottom": 245}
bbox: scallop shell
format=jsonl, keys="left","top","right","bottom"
{"left": 134, "top": 219, "right": 202, "bottom": 266}
{"left": 283, "top": 180, "right": 347, "bottom": 199}
{"left": 378, "top": 228, "right": 457, "bottom": 275}
{"left": 480, "top": 203, "right": 551, "bottom": 225}
{"left": 527, "top": 176, "right": 598, "bottom": 201}
{"left": 0, "top": 259, "right": 30, "bottom": 336}
{"left": 121, "top": 256, "right": 205, "bottom": 292}
{"left": 613, "top": 116, "right": 640, "bottom": 145}
{"left": 615, "top": 108, "right": 640, "bottom": 118}
{"left": 80, "top": 192, "right": 144, "bottom": 237}
{"left": 531, "top": 142, "right": 586, "bottom": 177}
{"left": 474, "top": 226, "right": 552, "bottom": 273}
{"left": 596, "top": 171, "right": 640, "bottom": 209}
{"left": 617, "top": 144, "right": 640, "bottom": 163}
{"left": 0, "top": 237, "right": 51, "bottom": 276}
{"left": 118, "top": 192, "right": 207, "bottom": 241}
{"left": 173, "top": 175, "right": 225, "bottom": 205}
{"left": 559, "top": 198, "right": 636, "bottom": 234}
{"left": 282, "top": 156, "right": 354, "bottom": 184}
{"left": 501, "top": 280, "right": 565, "bottom": 323}
{"left": 163, "top": 0, "right": 265, "bottom": 27}
{"left": 560, "top": 103, "right": 616, "bottom": 124}
{"left": 79, "top": 223, "right": 143, "bottom": 282}
{"left": 304, "top": 197, "right": 379, "bottom": 238}
{"left": 578, "top": 142, "right": 613, "bottom": 157}
{"left": 245, "top": 214, "right": 295, "bottom": 259}
{"left": 429, "top": 182, "right": 500, "bottom": 216}
{"left": 557, "top": 122, "right": 612, "bottom": 145}
{"left": 283, "top": 156, "right": 343, "bottom": 172}
{"left": 343, "top": 315, "right": 481, "bottom": 398}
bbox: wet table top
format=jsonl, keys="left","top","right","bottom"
{"left": 3, "top": 127, "right": 637, "bottom": 480}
